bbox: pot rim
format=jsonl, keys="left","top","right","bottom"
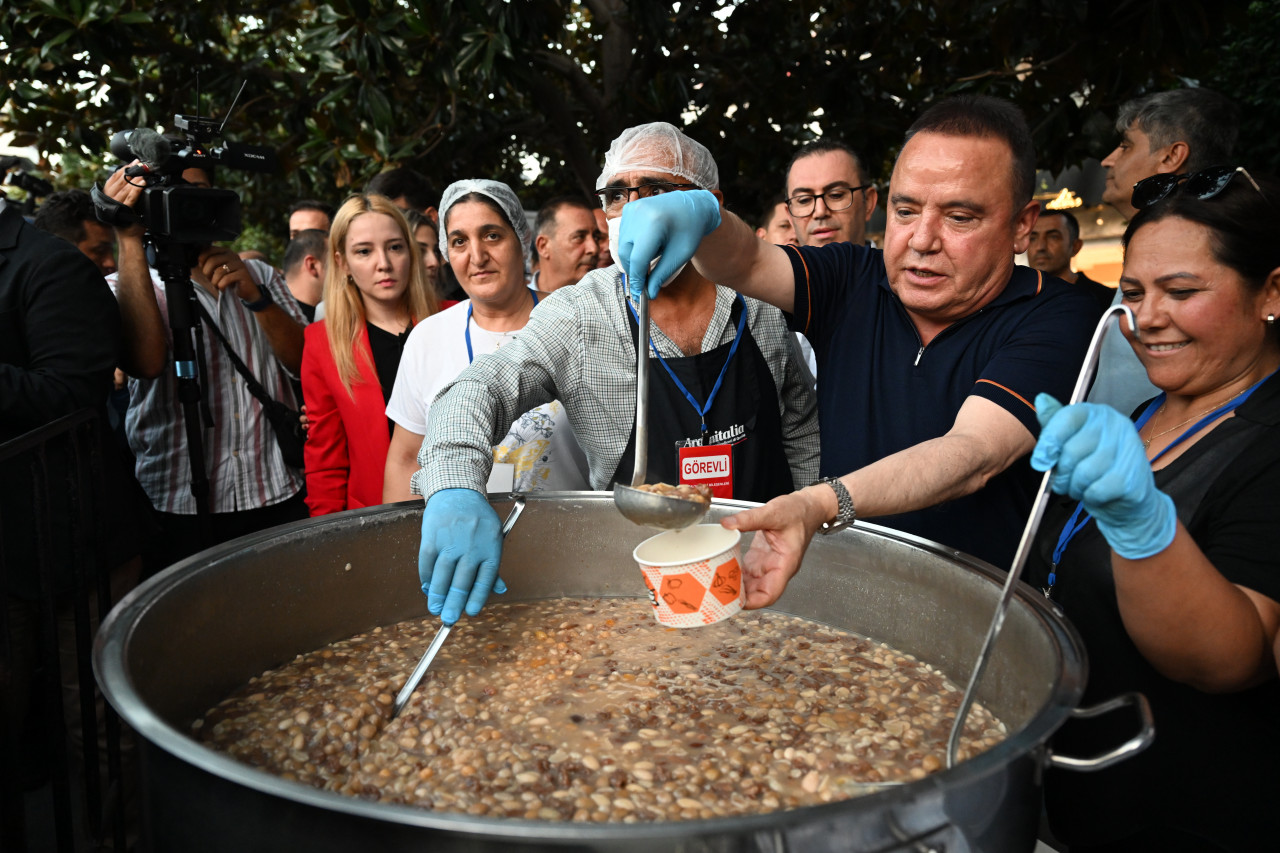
{"left": 94, "top": 492, "right": 1087, "bottom": 840}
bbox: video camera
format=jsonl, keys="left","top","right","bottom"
{"left": 94, "top": 108, "right": 277, "bottom": 245}
{"left": 1, "top": 155, "right": 54, "bottom": 216}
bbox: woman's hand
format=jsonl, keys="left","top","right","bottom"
{"left": 720, "top": 486, "right": 833, "bottom": 609}
{"left": 1031, "top": 393, "right": 1177, "bottom": 559}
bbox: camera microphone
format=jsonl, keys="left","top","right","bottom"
{"left": 111, "top": 128, "right": 172, "bottom": 177}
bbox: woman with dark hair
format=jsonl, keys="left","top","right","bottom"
{"left": 1027, "top": 167, "right": 1280, "bottom": 851}
{"left": 403, "top": 209, "right": 447, "bottom": 304}
{"left": 382, "top": 179, "right": 587, "bottom": 502}
{"left": 301, "top": 194, "right": 438, "bottom": 515}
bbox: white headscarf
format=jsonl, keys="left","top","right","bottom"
{"left": 437, "top": 178, "right": 532, "bottom": 264}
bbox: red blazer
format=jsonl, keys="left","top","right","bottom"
{"left": 301, "top": 321, "right": 395, "bottom": 516}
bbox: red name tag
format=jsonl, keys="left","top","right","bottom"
{"left": 679, "top": 443, "right": 733, "bottom": 499}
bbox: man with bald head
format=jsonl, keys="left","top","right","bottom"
{"left": 785, "top": 140, "right": 878, "bottom": 247}
{"left": 615, "top": 95, "right": 1099, "bottom": 585}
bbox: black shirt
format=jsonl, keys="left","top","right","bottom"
{"left": 783, "top": 242, "right": 1100, "bottom": 568}
{"left": 366, "top": 321, "right": 411, "bottom": 436}
{"left": 1026, "top": 371, "right": 1280, "bottom": 850}
{"left": 1073, "top": 270, "right": 1116, "bottom": 319}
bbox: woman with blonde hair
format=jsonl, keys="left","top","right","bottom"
{"left": 302, "top": 193, "right": 438, "bottom": 515}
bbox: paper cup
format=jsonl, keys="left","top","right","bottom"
{"left": 632, "top": 524, "right": 743, "bottom": 628}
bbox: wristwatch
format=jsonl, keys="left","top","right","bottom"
{"left": 240, "top": 288, "right": 275, "bottom": 313}
{"left": 815, "top": 476, "right": 856, "bottom": 534}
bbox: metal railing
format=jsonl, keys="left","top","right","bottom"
{"left": 0, "top": 408, "right": 127, "bottom": 852}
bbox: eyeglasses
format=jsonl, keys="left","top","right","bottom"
{"left": 785, "top": 184, "right": 872, "bottom": 217}
{"left": 1131, "top": 166, "right": 1262, "bottom": 210}
{"left": 594, "top": 181, "right": 700, "bottom": 215}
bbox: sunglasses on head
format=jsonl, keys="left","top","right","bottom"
{"left": 1131, "top": 165, "right": 1262, "bottom": 210}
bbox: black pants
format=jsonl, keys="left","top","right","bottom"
{"left": 143, "top": 492, "right": 308, "bottom": 577}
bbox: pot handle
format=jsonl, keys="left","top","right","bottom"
{"left": 1046, "top": 691, "right": 1155, "bottom": 772}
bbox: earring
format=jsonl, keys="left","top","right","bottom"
{"left": 1268, "top": 314, "right": 1276, "bottom": 325}
{"left": 348, "top": 275, "right": 356, "bottom": 286}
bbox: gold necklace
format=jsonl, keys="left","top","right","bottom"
{"left": 1142, "top": 387, "right": 1249, "bottom": 448}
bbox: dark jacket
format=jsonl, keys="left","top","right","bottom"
{"left": 0, "top": 201, "right": 123, "bottom": 597}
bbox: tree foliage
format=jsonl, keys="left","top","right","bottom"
{"left": 0, "top": 0, "right": 1249, "bottom": 242}
{"left": 1204, "top": 1, "right": 1280, "bottom": 174}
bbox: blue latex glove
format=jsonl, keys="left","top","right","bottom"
{"left": 1030, "top": 393, "right": 1177, "bottom": 559}
{"left": 615, "top": 189, "right": 721, "bottom": 300}
{"left": 418, "top": 488, "right": 507, "bottom": 625}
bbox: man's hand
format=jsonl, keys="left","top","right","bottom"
{"left": 101, "top": 166, "right": 146, "bottom": 240}
{"left": 720, "top": 486, "right": 833, "bottom": 608}
{"left": 616, "top": 189, "right": 721, "bottom": 300}
{"left": 197, "top": 247, "right": 261, "bottom": 302}
{"left": 418, "top": 489, "right": 509, "bottom": 625}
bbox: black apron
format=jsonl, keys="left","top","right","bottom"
{"left": 612, "top": 295, "right": 794, "bottom": 503}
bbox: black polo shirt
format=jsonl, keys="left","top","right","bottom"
{"left": 784, "top": 242, "right": 1099, "bottom": 569}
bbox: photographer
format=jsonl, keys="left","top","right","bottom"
{"left": 103, "top": 164, "right": 308, "bottom": 571}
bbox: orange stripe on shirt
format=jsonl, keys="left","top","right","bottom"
{"left": 1034, "top": 269, "right": 1042, "bottom": 295}
{"left": 782, "top": 243, "right": 812, "bottom": 335}
{"left": 976, "top": 378, "right": 1035, "bottom": 413}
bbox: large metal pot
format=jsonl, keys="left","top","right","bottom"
{"left": 95, "top": 494, "right": 1150, "bottom": 852}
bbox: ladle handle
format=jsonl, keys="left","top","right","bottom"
{"left": 391, "top": 495, "right": 526, "bottom": 720}
{"left": 945, "top": 304, "right": 1138, "bottom": 769}
{"left": 631, "top": 284, "right": 650, "bottom": 488}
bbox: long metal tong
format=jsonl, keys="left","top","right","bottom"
{"left": 945, "top": 305, "right": 1138, "bottom": 768}
{"left": 391, "top": 495, "right": 526, "bottom": 720}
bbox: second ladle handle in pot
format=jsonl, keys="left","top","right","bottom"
{"left": 945, "top": 304, "right": 1139, "bottom": 768}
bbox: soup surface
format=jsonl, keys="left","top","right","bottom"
{"left": 195, "top": 598, "right": 1005, "bottom": 821}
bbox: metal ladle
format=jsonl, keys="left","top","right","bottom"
{"left": 391, "top": 495, "right": 526, "bottom": 720}
{"left": 945, "top": 304, "right": 1138, "bottom": 768}
{"left": 613, "top": 282, "right": 711, "bottom": 530}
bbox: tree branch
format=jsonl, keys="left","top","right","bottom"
{"left": 953, "top": 44, "right": 1079, "bottom": 84}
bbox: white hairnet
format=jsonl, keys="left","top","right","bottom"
{"left": 437, "top": 178, "right": 532, "bottom": 263}
{"left": 596, "top": 122, "right": 719, "bottom": 192}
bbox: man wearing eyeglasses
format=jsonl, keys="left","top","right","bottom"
{"left": 613, "top": 95, "right": 1100, "bottom": 599}
{"left": 785, "top": 141, "right": 878, "bottom": 248}
{"left": 411, "top": 122, "right": 819, "bottom": 626}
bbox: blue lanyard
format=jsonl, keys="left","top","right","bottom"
{"left": 1046, "top": 371, "right": 1275, "bottom": 593}
{"left": 625, "top": 291, "right": 749, "bottom": 439}
{"left": 464, "top": 289, "right": 539, "bottom": 364}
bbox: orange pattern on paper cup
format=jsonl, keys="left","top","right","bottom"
{"left": 637, "top": 551, "right": 743, "bottom": 628}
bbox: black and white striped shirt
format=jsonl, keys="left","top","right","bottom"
{"left": 108, "top": 259, "right": 306, "bottom": 514}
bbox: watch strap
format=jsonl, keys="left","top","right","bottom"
{"left": 240, "top": 288, "right": 275, "bottom": 313}
{"left": 816, "top": 476, "right": 856, "bottom": 534}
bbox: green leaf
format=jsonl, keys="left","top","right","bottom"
{"left": 364, "top": 83, "right": 393, "bottom": 128}
{"left": 39, "top": 28, "right": 76, "bottom": 58}
{"left": 13, "top": 81, "right": 43, "bottom": 101}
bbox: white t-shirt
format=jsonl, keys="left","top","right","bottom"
{"left": 387, "top": 296, "right": 590, "bottom": 493}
